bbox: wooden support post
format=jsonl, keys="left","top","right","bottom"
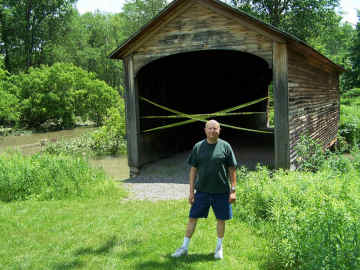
{"left": 273, "top": 42, "right": 290, "bottom": 169}
{"left": 124, "top": 55, "right": 141, "bottom": 177}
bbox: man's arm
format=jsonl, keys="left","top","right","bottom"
{"left": 228, "top": 166, "right": 236, "bottom": 203}
{"left": 189, "top": 166, "right": 197, "bottom": 204}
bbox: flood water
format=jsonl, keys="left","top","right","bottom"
{"left": 0, "top": 127, "right": 130, "bottom": 180}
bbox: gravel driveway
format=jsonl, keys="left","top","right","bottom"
{"left": 121, "top": 151, "right": 191, "bottom": 201}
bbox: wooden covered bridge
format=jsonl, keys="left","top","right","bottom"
{"left": 110, "top": 0, "right": 344, "bottom": 177}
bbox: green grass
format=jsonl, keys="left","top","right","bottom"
{"left": 0, "top": 198, "right": 272, "bottom": 270}
{"left": 0, "top": 152, "right": 122, "bottom": 202}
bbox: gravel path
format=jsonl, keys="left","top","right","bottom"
{"left": 121, "top": 151, "right": 190, "bottom": 201}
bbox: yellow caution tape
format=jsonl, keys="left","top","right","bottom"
{"left": 140, "top": 96, "right": 272, "bottom": 134}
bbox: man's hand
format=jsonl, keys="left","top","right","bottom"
{"left": 229, "top": 192, "right": 236, "bottom": 204}
{"left": 189, "top": 193, "right": 195, "bottom": 205}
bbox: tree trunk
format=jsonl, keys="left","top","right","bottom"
{"left": 25, "top": 0, "right": 33, "bottom": 70}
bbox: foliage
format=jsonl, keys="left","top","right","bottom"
{"left": 0, "top": 152, "right": 117, "bottom": 202}
{"left": 0, "top": 65, "right": 19, "bottom": 126}
{"left": 121, "top": 0, "right": 168, "bottom": 38}
{"left": 341, "top": 87, "right": 360, "bottom": 99}
{"left": 347, "top": 12, "right": 360, "bottom": 89}
{"left": 339, "top": 97, "right": 360, "bottom": 148}
{"left": 45, "top": 106, "right": 127, "bottom": 156}
{"left": 44, "top": 132, "right": 96, "bottom": 157}
{"left": 307, "top": 17, "right": 355, "bottom": 90}
{"left": 0, "top": 0, "right": 76, "bottom": 72}
{"left": 90, "top": 107, "right": 127, "bottom": 156}
{"left": 9, "top": 63, "right": 122, "bottom": 129}
{"left": 230, "top": 0, "right": 340, "bottom": 42}
{"left": 294, "top": 135, "right": 329, "bottom": 172}
{"left": 234, "top": 160, "right": 360, "bottom": 270}
{"left": 46, "top": 11, "right": 126, "bottom": 91}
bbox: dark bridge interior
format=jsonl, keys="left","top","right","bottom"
{"left": 136, "top": 50, "right": 274, "bottom": 169}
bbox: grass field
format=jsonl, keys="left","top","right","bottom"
{"left": 0, "top": 196, "right": 273, "bottom": 270}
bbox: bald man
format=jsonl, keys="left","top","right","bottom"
{"left": 172, "top": 120, "right": 237, "bottom": 259}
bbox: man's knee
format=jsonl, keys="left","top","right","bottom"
{"left": 189, "top": 218, "right": 198, "bottom": 224}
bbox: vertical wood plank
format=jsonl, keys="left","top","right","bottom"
{"left": 273, "top": 42, "right": 290, "bottom": 169}
{"left": 124, "top": 55, "right": 141, "bottom": 176}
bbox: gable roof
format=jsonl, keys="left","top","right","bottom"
{"left": 109, "top": 0, "right": 345, "bottom": 73}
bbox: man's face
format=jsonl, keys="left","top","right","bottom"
{"left": 205, "top": 121, "right": 220, "bottom": 141}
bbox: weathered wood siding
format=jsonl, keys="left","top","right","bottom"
{"left": 132, "top": 1, "right": 273, "bottom": 75}
{"left": 288, "top": 48, "right": 340, "bottom": 165}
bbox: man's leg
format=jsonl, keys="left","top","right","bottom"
{"left": 172, "top": 218, "right": 198, "bottom": 257}
{"left": 216, "top": 219, "right": 225, "bottom": 238}
{"left": 215, "top": 219, "right": 225, "bottom": 259}
{"left": 186, "top": 218, "right": 198, "bottom": 238}
{"left": 212, "top": 193, "right": 232, "bottom": 260}
{"left": 172, "top": 192, "right": 210, "bottom": 258}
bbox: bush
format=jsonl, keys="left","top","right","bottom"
{"left": 294, "top": 135, "right": 328, "bottom": 172}
{"left": 234, "top": 164, "right": 360, "bottom": 270}
{"left": 339, "top": 105, "right": 360, "bottom": 148}
{"left": 0, "top": 66, "right": 20, "bottom": 126}
{"left": 0, "top": 152, "right": 120, "bottom": 202}
{"left": 44, "top": 132, "right": 95, "bottom": 157}
{"left": 10, "top": 63, "right": 122, "bottom": 129}
{"left": 341, "top": 88, "right": 360, "bottom": 99}
{"left": 90, "top": 107, "right": 126, "bottom": 155}
{"left": 45, "top": 107, "right": 127, "bottom": 156}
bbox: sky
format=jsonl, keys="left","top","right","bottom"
{"left": 76, "top": 0, "right": 359, "bottom": 26}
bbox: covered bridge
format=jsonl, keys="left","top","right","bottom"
{"left": 110, "top": 0, "right": 344, "bottom": 176}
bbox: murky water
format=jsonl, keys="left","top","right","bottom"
{"left": 0, "top": 127, "right": 130, "bottom": 180}
{"left": 0, "top": 127, "right": 96, "bottom": 155}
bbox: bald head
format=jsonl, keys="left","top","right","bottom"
{"left": 205, "top": 119, "right": 220, "bottom": 129}
{"left": 204, "top": 119, "right": 221, "bottom": 143}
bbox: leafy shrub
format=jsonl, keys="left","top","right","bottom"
{"left": 321, "top": 152, "right": 352, "bottom": 174}
{"left": 44, "top": 132, "right": 95, "bottom": 157}
{"left": 339, "top": 104, "right": 360, "bottom": 148}
{"left": 294, "top": 135, "right": 328, "bottom": 172}
{"left": 234, "top": 165, "right": 360, "bottom": 270}
{"left": 0, "top": 66, "right": 20, "bottom": 126}
{"left": 0, "top": 152, "right": 122, "bottom": 202}
{"left": 341, "top": 88, "right": 360, "bottom": 99}
{"left": 10, "top": 63, "right": 122, "bottom": 129}
{"left": 90, "top": 107, "right": 126, "bottom": 155}
{"left": 45, "top": 107, "right": 126, "bottom": 156}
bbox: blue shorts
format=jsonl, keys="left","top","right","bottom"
{"left": 189, "top": 192, "right": 232, "bottom": 220}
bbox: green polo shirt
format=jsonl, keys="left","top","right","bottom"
{"left": 187, "top": 138, "right": 237, "bottom": 194}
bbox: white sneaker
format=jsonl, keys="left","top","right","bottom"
{"left": 214, "top": 246, "right": 223, "bottom": 259}
{"left": 171, "top": 247, "right": 188, "bottom": 257}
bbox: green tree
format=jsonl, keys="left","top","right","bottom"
{"left": 306, "top": 14, "right": 355, "bottom": 91}
{"left": 0, "top": 65, "right": 19, "bottom": 126}
{"left": 347, "top": 11, "right": 360, "bottom": 89}
{"left": 46, "top": 11, "right": 126, "bottom": 92}
{"left": 0, "top": 0, "right": 77, "bottom": 72}
{"left": 230, "top": 0, "right": 340, "bottom": 41}
{"left": 11, "top": 63, "right": 122, "bottom": 129}
{"left": 122, "top": 0, "right": 168, "bottom": 37}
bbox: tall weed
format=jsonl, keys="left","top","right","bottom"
{"left": 0, "top": 152, "right": 122, "bottom": 202}
{"left": 44, "top": 107, "right": 126, "bottom": 157}
{"left": 235, "top": 164, "right": 360, "bottom": 270}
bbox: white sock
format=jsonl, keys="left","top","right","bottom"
{"left": 216, "top": 237, "right": 223, "bottom": 249}
{"left": 182, "top": 237, "right": 191, "bottom": 249}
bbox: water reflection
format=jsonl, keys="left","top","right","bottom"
{"left": 0, "top": 127, "right": 130, "bottom": 180}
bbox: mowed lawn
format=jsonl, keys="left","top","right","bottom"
{"left": 0, "top": 195, "right": 273, "bottom": 270}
